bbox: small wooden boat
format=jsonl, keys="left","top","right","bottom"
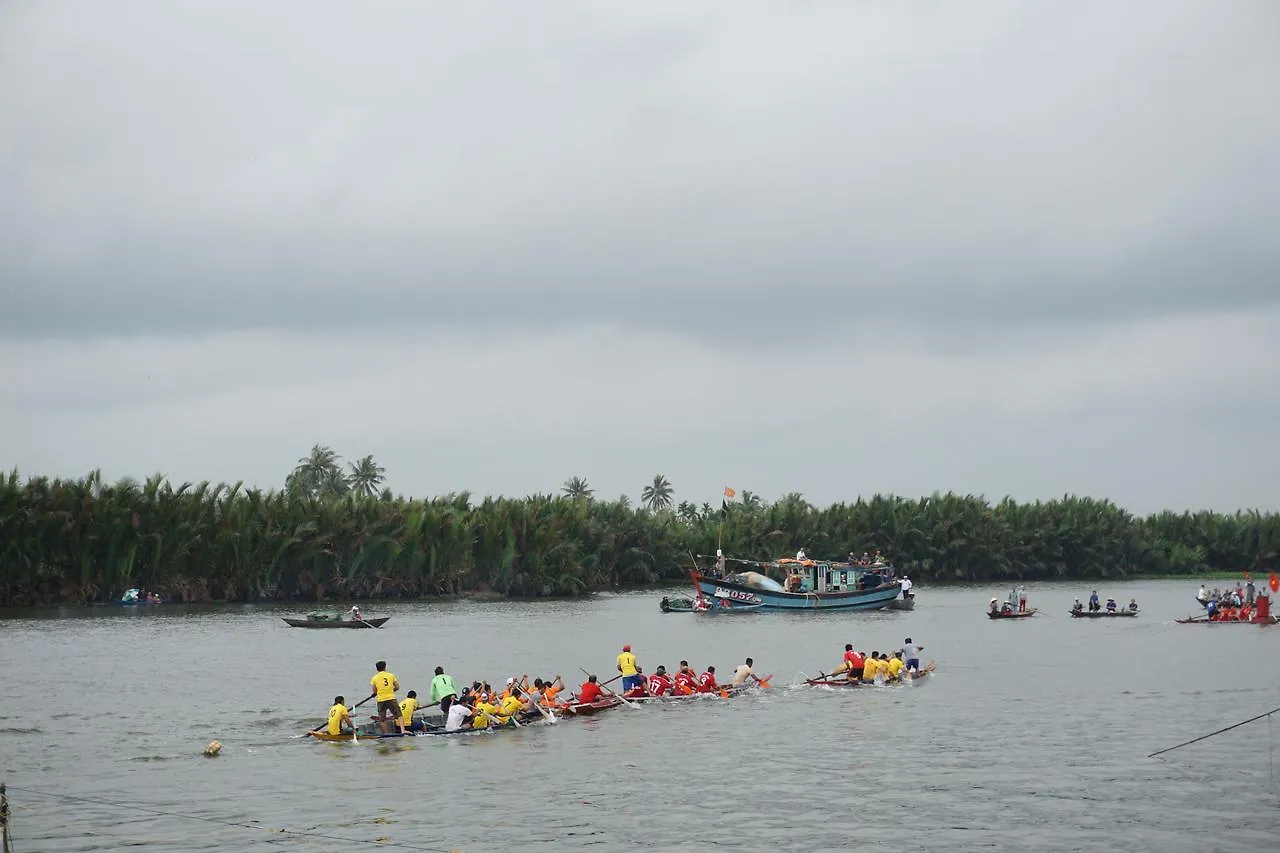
{"left": 1069, "top": 610, "right": 1139, "bottom": 618}
{"left": 660, "top": 596, "right": 695, "bottom": 613}
{"left": 987, "top": 608, "right": 1037, "bottom": 619}
{"left": 693, "top": 601, "right": 764, "bottom": 615}
{"left": 283, "top": 615, "right": 390, "bottom": 629}
{"left": 886, "top": 594, "right": 915, "bottom": 611}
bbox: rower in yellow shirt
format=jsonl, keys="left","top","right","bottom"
{"left": 498, "top": 692, "right": 523, "bottom": 720}
{"left": 861, "top": 653, "right": 881, "bottom": 683}
{"left": 327, "top": 695, "right": 354, "bottom": 736}
{"left": 884, "top": 653, "right": 905, "bottom": 681}
{"left": 399, "top": 690, "right": 421, "bottom": 732}
{"left": 472, "top": 696, "right": 503, "bottom": 728}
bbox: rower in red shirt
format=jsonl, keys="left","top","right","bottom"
{"left": 577, "top": 674, "right": 604, "bottom": 704}
{"left": 697, "top": 665, "right": 718, "bottom": 693}
{"left": 673, "top": 660, "right": 698, "bottom": 695}
{"left": 837, "top": 643, "right": 865, "bottom": 681}
{"left": 647, "top": 665, "right": 674, "bottom": 697}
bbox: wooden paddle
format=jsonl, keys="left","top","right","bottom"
{"left": 309, "top": 693, "right": 375, "bottom": 734}
{"left": 356, "top": 617, "right": 382, "bottom": 630}
{"left": 514, "top": 685, "right": 556, "bottom": 723}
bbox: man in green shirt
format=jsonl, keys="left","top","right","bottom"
{"left": 430, "top": 666, "right": 458, "bottom": 717}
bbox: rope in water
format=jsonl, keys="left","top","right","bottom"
{"left": 1147, "top": 707, "right": 1280, "bottom": 759}
{"left": 5, "top": 786, "right": 464, "bottom": 853}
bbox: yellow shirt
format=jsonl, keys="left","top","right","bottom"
{"left": 371, "top": 671, "right": 399, "bottom": 702}
{"left": 617, "top": 652, "right": 638, "bottom": 676}
{"left": 862, "top": 658, "right": 880, "bottom": 681}
{"left": 499, "top": 695, "right": 523, "bottom": 717}
{"left": 473, "top": 701, "right": 500, "bottom": 728}
{"left": 885, "top": 658, "right": 904, "bottom": 679}
{"left": 399, "top": 697, "right": 420, "bottom": 727}
{"left": 327, "top": 703, "right": 350, "bottom": 736}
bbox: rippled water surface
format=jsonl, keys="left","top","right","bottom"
{"left": 3, "top": 580, "right": 1280, "bottom": 852}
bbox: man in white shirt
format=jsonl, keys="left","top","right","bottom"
{"left": 731, "top": 657, "right": 764, "bottom": 687}
{"left": 445, "top": 698, "right": 474, "bottom": 732}
{"left": 899, "top": 576, "right": 913, "bottom": 598}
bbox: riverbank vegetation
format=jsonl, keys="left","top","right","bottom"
{"left": 1, "top": 448, "right": 1276, "bottom": 605}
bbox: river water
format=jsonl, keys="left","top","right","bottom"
{"left": 2, "top": 579, "right": 1279, "bottom": 852}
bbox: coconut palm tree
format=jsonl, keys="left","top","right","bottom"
{"left": 287, "top": 445, "right": 343, "bottom": 498}
{"left": 562, "top": 477, "right": 593, "bottom": 500}
{"left": 347, "top": 455, "right": 386, "bottom": 498}
{"left": 641, "top": 474, "right": 674, "bottom": 512}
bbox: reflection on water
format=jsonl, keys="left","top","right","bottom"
{"left": 2, "top": 580, "right": 1280, "bottom": 851}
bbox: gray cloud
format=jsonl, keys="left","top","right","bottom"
{"left": 2, "top": 2, "right": 1278, "bottom": 514}
{"left": 3, "top": 1, "right": 1279, "bottom": 341}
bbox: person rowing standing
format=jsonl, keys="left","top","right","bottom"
{"left": 900, "top": 638, "right": 923, "bottom": 673}
{"left": 430, "top": 666, "right": 458, "bottom": 718}
{"left": 731, "top": 657, "right": 763, "bottom": 687}
{"left": 617, "top": 644, "right": 642, "bottom": 694}
{"left": 370, "top": 660, "right": 402, "bottom": 734}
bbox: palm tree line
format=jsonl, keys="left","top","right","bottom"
{"left": 0, "top": 450, "right": 1276, "bottom": 606}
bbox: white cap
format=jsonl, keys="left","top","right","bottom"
{"left": 506, "top": 678, "right": 515, "bottom": 685}
{"left": 716, "top": 549, "right": 723, "bottom": 557}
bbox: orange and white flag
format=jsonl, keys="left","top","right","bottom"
{"left": 723, "top": 486, "right": 736, "bottom": 498}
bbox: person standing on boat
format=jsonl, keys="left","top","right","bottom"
{"left": 1088, "top": 591, "right": 1100, "bottom": 612}
{"left": 1018, "top": 585, "right": 1027, "bottom": 613}
{"left": 1246, "top": 578, "right": 1256, "bottom": 605}
{"left": 430, "top": 666, "right": 458, "bottom": 718}
{"left": 715, "top": 549, "right": 726, "bottom": 576}
{"left": 899, "top": 576, "right": 913, "bottom": 599}
{"left": 327, "top": 695, "right": 354, "bottom": 736}
{"left": 1197, "top": 585, "right": 1209, "bottom": 605}
{"left": 370, "top": 660, "right": 402, "bottom": 734}
{"left": 731, "top": 657, "right": 763, "bottom": 687}
{"left": 796, "top": 548, "right": 807, "bottom": 561}
{"left": 900, "top": 638, "right": 923, "bottom": 672}
{"left": 617, "top": 645, "right": 642, "bottom": 694}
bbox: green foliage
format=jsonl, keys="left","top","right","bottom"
{"left": 0, "top": 467, "right": 1276, "bottom": 606}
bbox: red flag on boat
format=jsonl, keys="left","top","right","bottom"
{"left": 1270, "top": 573, "right": 1278, "bottom": 594}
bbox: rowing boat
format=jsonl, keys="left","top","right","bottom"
{"left": 1069, "top": 610, "right": 1139, "bottom": 618}
{"left": 282, "top": 616, "right": 390, "bottom": 629}
{"left": 804, "top": 661, "right": 936, "bottom": 687}
{"left": 693, "top": 601, "right": 764, "bottom": 615}
{"left": 987, "top": 608, "right": 1037, "bottom": 619}
{"left": 1175, "top": 615, "right": 1278, "bottom": 626}
{"left": 308, "top": 711, "right": 543, "bottom": 740}
{"left": 621, "top": 675, "right": 773, "bottom": 702}
{"left": 558, "top": 697, "right": 625, "bottom": 716}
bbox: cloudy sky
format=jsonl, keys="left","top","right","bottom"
{"left": 2, "top": 0, "right": 1278, "bottom": 515}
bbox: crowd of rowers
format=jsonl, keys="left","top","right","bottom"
{"left": 827, "top": 638, "right": 925, "bottom": 682}
{"left": 1197, "top": 581, "right": 1272, "bottom": 621}
{"left": 322, "top": 648, "right": 767, "bottom": 737}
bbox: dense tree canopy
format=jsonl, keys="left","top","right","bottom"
{"left": 0, "top": 463, "right": 1276, "bottom": 606}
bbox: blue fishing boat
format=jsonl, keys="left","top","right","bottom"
{"left": 693, "top": 557, "right": 902, "bottom": 611}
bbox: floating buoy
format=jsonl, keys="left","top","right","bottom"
{"left": 202, "top": 740, "right": 222, "bottom": 757}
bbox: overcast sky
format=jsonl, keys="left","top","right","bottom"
{"left": 2, "top": 1, "right": 1278, "bottom": 516}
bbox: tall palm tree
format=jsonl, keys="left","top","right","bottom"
{"left": 562, "top": 477, "right": 593, "bottom": 500}
{"left": 347, "top": 455, "right": 386, "bottom": 498}
{"left": 287, "top": 444, "right": 343, "bottom": 498}
{"left": 641, "top": 474, "right": 674, "bottom": 512}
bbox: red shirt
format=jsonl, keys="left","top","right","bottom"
{"left": 578, "top": 681, "right": 603, "bottom": 703}
{"left": 844, "top": 650, "right": 865, "bottom": 669}
{"left": 647, "top": 674, "right": 673, "bottom": 696}
{"left": 674, "top": 671, "right": 697, "bottom": 692}
{"left": 698, "top": 671, "right": 718, "bottom": 692}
